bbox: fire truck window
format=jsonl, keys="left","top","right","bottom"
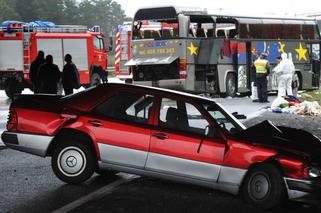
{"left": 99, "top": 38, "right": 104, "bottom": 50}
{"left": 92, "top": 91, "right": 155, "bottom": 124}
{"left": 93, "top": 36, "right": 101, "bottom": 50}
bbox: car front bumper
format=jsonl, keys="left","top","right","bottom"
{"left": 1, "top": 131, "right": 53, "bottom": 157}
{"left": 285, "top": 177, "right": 321, "bottom": 203}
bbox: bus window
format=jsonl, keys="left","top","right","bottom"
{"left": 262, "top": 24, "right": 283, "bottom": 39}
{"left": 283, "top": 24, "right": 301, "bottom": 39}
{"left": 215, "top": 21, "right": 236, "bottom": 39}
{"left": 303, "top": 25, "right": 318, "bottom": 40}
{"left": 239, "top": 24, "right": 249, "bottom": 38}
{"left": 207, "top": 28, "right": 214, "bottom": 37}
{"left": 133, "top": 20, "right": 178, "bottom": 40}
{"left": 189, "top": 16, "right": 214, "bottom": 38}
{"left": 249, "top": 24, "right": 263, "bottom": 39}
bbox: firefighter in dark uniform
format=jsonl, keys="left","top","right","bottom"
{"left": 30, "top": 50, "right": 46, "bottom": 93}
{"left": 62, "top": 54, "right": 80, "bottom": 95}
{"left": 38, "top": 55, "right": 61, "bottom": 94}
{"left": 254, "top": 52, "right": 270, "bottom": 103}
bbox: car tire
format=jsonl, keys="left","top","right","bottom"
{"left": 242, "top": 164, "right": 286, "bottom": 210}
{"left": 226, "top": 73, "right": 236, "bottom": 97}
{"left": 90, "top": 73, "right": 102, "bottom": 87}
{"left": 51, "top": 141, "right": 95, "bottom": 184}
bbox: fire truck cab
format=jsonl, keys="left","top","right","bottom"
{"left": 0, "top": 22, "right": 109, "bottom": 98}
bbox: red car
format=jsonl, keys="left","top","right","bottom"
{"left": 2, "top": 83, "right": 321, "bottom": 209}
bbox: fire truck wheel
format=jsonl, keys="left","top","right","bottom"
{"left": 4, "top": 79, "right": 22, "bottom": 98}
{"left": 226, "top": 73, "right": 236, "bottom": 97}
{"left": 52, "top": 141, "right": 95, "bottom": 184}
{"left": 90, "top": 73, "right": 102, "bottom": 87}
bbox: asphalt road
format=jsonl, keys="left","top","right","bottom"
{"left": 1, "top": 86, "right": 319, "bottom": 213}
{"left": 0, "top": 148, "right": 319, "bottom": 213}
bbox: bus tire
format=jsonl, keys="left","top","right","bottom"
{"left": 226, "top": 73, "right": 236, "bottom": 97}
{"left": 5, "top": 79, "right": 22, "bottom": 98}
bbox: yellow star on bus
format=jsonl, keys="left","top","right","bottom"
{"left": 278, "top": 41, "right": 285, "bottom": 53}
{"left": 295, "top": 43, "right": 308, "bottom": 61}
{"left": 188, "top": 42, "right": 198, "bottom": 56}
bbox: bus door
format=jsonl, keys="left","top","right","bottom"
{"left": 307, "top": 42, "right": 321, "bottom": 87}
{"left": 234, "top": 40, "right": 250, "bottom": 93}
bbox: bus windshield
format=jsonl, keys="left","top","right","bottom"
{"left": 133, "top": 19, "right": 179, "bottom": 40}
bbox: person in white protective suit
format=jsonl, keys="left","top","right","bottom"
{"left": 275, "top": 52, "right": 295, "bottom": 97}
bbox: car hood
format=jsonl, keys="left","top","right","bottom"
{"left": 233, "top": 120, "right": 321, "bottom": 164}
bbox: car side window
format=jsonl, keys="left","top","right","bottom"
{"left": 159, "top": 98, "right": 209, "bottom": 135}
{"left": 92, "top": 91, "right": 154, "bottom": 124}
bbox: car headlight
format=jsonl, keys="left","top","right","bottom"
{"left": 308, "top": 167, "right": 321, "bottom": 178}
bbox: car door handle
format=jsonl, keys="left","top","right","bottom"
{"left": 152, "top": 133, "right": 168, "bottom": 140}
{"left": 88, "top": 120, "right": 102, "bottom": 127}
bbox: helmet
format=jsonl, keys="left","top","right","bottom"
{"left": 260, "top": 52, "right": 268, "bottom": 59}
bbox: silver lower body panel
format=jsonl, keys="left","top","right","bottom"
{"left": 1, "top": 131, "right": 53, "bottom": 157}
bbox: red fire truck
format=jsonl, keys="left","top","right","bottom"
{"left": 0, "top": 23, "right": 109, "bottom": 98}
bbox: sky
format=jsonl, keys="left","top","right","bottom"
{"left": 115, "top": 0, "right": 321, "bottom": 18}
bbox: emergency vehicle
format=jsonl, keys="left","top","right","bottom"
{"left": 126, "top": 6, "right": 321, "bottom": 97}
{"left": 0, "top": 22, "right": 109, "bottom": 98}
{"left": 115, "top": 22, "right": 131, "bottom": 79}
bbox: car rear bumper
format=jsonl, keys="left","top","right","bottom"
{"left": 285, "top": 177, "right": 321, "bottom": 203}
{"left": 1, "top": 131, "right": 53, "bottom": 157}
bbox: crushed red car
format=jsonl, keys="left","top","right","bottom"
{"left": 2, "top": 83, "right": 321, "bottom": 209}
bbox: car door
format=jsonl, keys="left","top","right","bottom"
{"left": 145, "top": 97, "right": 226, "bottom": 182}
{"left": 87, "top": 90, "right": 155, "bottom": 169}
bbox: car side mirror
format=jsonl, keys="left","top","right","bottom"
{"left": 232, "top": 112, "right": 247, "bottom": 120}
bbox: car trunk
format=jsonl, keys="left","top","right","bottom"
{"left": 8, "top": 94, "right": 66, "bottom": 135}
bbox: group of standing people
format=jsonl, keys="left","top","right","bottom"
{"left": 29, "top": 51, "right": 80, "bottom": 95}
{"left": 250, "top": 52, "right": 295, "bottom": 103}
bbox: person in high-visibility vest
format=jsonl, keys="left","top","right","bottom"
{"left": 254, "top": 52, "right": 270, "bottom": 103}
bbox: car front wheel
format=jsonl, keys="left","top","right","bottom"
{"left": 242, "top": 164, "right": 286, "bottom": 210}
{"left": 52, "top": 141, "right": 95, "bottom": 184}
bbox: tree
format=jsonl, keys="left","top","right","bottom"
{"left": 16, "top": 0, "right": 65, "bottom": 23}
{"left": 61, "top": 0, "right": 80, "bottom": 24}
{"left": 78, "top": 0, "right": 127, "bottom": 34}
{"left": 0, "top": 0, "right": 20, "bottom": 21}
